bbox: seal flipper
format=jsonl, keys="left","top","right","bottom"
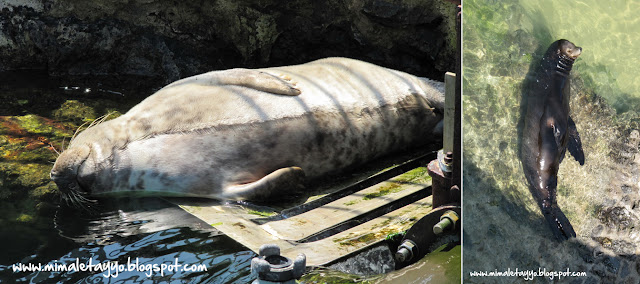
{"left": 225, "top": 69, "right": 302, "bottom": 96}
{"left": 164, "top": 69, "right": 302, "bottom": 96}
{"left": 567, "top": 116, "right": 585, "bottom": 165}
{"left": 221, "top": 167, "right": 306, "bottom": 200}
{"left": 543, "top": 206, "right": 577, "bottom": 240}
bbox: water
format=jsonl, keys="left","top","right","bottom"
{"left": 464, "top": 0, "right": 640, "bottom": 282}
{"left": 519, "top": 0, "right": 640, "bottom": 113}
{"left": 0, "top": 198, "right": 256, "bottom": 283}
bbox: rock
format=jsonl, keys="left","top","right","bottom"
{"left": 329, "top": 244, "right": 395, "bottom": 275}
{"left": 597, "top": 206, "right": 637, "bottom": 231}
{"left": 0, "top": 0, "right": 456, "bottom": 82}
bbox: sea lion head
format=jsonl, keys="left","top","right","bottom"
{"left": 546, "top": 39, "right": 581, "bottom": 75}
{"left": 50, "top": 144, "right": 95, "bottom": 208}
{"left": 558, "top": 39, "right": 582, "bottom": 60}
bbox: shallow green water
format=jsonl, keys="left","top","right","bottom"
{"left": 463, "top": 0, "right": 633, "bottom": 235}
{"left": 463, "top": 0, "right": 640, "bottom": 282}
{"left": 501, "top": 0, "right": 640, "bottom": 113}
{"left": 520, "top": 0, "right": 640, "bottom": 113}
{"left": 378, "top": 243, "right": 461, "bottom": 283}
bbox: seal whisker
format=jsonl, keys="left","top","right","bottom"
{"left": 70, "top": 190, "right": 98, "bottom": 213}
{"left": 76, "top": 193, "right": 97, "bottom": 204}
{"left": 71, "top": 120, "right": 92, "bottom": 143}
{"left": 49, "top": 144, "right": 61, "bottom": 156}
{"left": 93, "top": 112, "right": 114, "bottom": 127}
{"left": 87, "top": 114, "right": 105, "bottom": 129}
{"left": 69, "top": 112, "right": 114, "bottom": 144}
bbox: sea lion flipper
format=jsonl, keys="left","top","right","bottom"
{"left": 221, "top": 167, "right": 306, "bottom": 200}
{"left": 163, "top": 69, "right": 302, "bottom": 96}
{"left": 543, "top": 206, "right": 577, "bottom": 241}
{"left": 567, "top": 116, "right": 585, "bottom": 165}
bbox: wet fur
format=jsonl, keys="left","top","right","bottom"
{"left": 520, "top": 40, "right": 585, "bottom": 240}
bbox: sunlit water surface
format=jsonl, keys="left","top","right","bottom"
{"left": 464, "top": 0, "right": 640, "bottom": 282}
{"left": 0, "top": 198, "right": 255, "bottom": 283}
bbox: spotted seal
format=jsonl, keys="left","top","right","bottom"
{"left": 50, "top": 57, "right": 445, "bottom": 205}
{"left": 521, "top": 40, "right": 585, "bottom": 240}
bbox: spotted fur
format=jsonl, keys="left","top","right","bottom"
{"left": 50, "top": 57, "right": 445, "bottom": 201}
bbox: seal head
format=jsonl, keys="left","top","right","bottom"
{"left": 50, "top": 145, "right": 94, "bottom": 208}
{"left": 556, "top": 40, "right": 582, "bottom": 76}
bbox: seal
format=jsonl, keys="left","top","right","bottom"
{"left": 50, "top": 58, "right": 445, "bottom": 206}
{"left": 521, "top": 40, "right": 585, "bottom": 240}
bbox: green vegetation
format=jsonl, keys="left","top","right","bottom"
{"left": 247, "top": 209, "right": 277, "bottom": 217}
{"left": 363, "top": 167, "right": 430, "bottom": 200}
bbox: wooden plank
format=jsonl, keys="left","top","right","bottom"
{"left": 179, "top": 204, "right": 296, "bottom": 251}
{"left": 178, "top": 194, "right": 433, "bottom": 266}
{"left": 280, "top": 196, "right": 433, "bottom": 266}
{"left": 261, "top": 179, "right": 427, "bottom": 241}
{"left": 175, "top": 166, "right": 434, "bottom": 266}
{"left": 443, "top": 72, "right": 456, "bottom": 154}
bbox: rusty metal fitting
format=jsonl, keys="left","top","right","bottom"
{"left": 251, "top": 244, "right": 306, "bottom": 284}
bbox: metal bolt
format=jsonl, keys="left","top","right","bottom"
{"left": 437, "top": 150, "right": 453, "bottom": 175}
{"left": 395, "top": 240, "right": 417, "bottom": 263}
{"left": 444, "top": 151, "right": 453, "bottom": 165}
{"left": 433, "top": 210, "right": 459, "bottom": 235}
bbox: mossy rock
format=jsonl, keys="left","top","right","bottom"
{"left": 52, "top": 100, "right": 97, "bottom": 124}
{"left": 0, "top": 163, "right": 51, "bottom": 191}
{"left": 31, "top": 182, "right": 59, "bottom": 199}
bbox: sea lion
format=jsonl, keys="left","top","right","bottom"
{"left": 50, "top": 58, "right": 445, "bottom": 206}
{"left": 521, "top": 40, "right": 585, "bottom": 240}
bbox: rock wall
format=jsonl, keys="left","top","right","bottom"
{"left": 0, "top": 0, "right": 456, "bottom": 82}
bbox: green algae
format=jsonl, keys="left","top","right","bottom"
{"left": 0, "top": 109, "right": 99, "bottom": 236}
{"left": 12, "top": 114, "right": 70, "bottom": 137}
{"left": 385, "top": 231, "right": 405, "bottom": 241}
{"left": 363, "top": 167, "right": 431, "bottom": 200}
{"left": 363, "top": 187, "right": 401, "bottom": 200}
{"left": 0, "top": 162, "right": 52, "bottom": 191}
{"left": 336, "top": 232, "right": 377, "bottom": 247}
{"left": 247, "top": 209, "right": 277, "bottom": 217}
{"left": 51, "top": 100, "right": 97, "bottom": 124}
{"left": 343, "top": 200, "right": 359, "bottom": 206}
{"left": 300, "top": 267, "right": 378, "bottom": 284}
{"left": 16, "top": 213, "right": 34, "bottom": 223}
{"left": 31, "top": 182, "right": 58, "bottom": 199}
